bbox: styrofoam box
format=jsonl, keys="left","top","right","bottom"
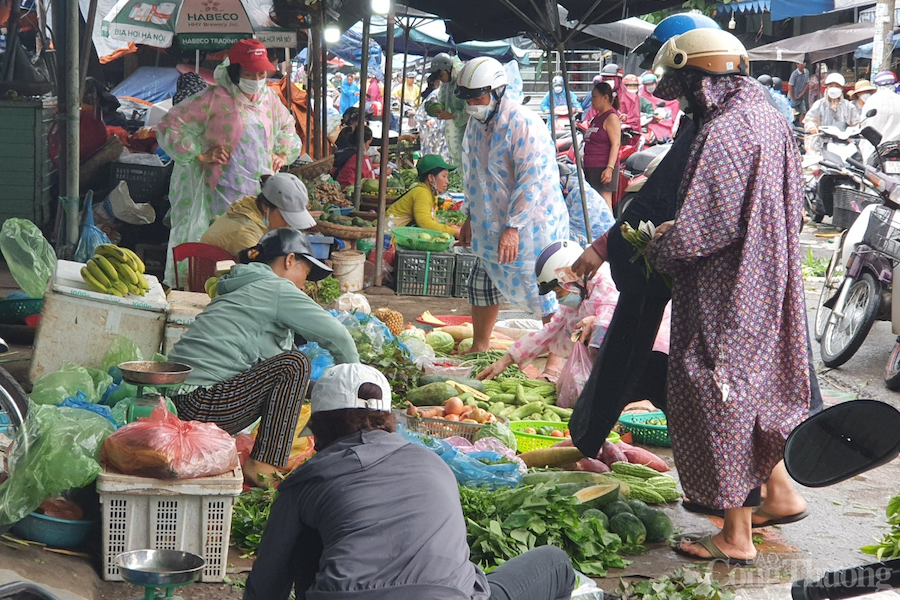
{"left": 29, "top": 261, "right": 168, "bottom": 382}
{"left": 163, "top": 290, "right": 210, "bottom": 355}
{"left": 96, "top": 467, "right": 243, "bottom": 582}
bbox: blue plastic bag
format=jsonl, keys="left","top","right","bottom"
{"left": 398, "top": 425, "right": 522, "bottom": 489}
{"left": 60, "top": 393, "right": 118, "bottom": 428}
{"left": 74, "top": 191, "right": 111, "bottom": 263}
{"left": 297, "top": 342, "right": 335, "bottom": 381}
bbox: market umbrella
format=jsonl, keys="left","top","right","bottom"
{"left": 855, "top": 32, "right": 900, "bottom": 60}
{"left": 747, "top": 22, "right": 885, "bottom": 64}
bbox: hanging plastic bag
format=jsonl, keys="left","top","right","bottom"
{"left": 101, "top": 399, "right": 239, "bottom": 479}
{"left": 0, "top": 404, "right": 114, "bottom": 526}
{"left": 556, "top": 342, "right": 593, "bottom": 409}
{"left": 0, "top": 218, "right": 57, "bottom": 298}
{"left": 297, "top": 342, "right": 335, "bottom": 381}
{"left": 74, "top": 191, "right": 112, "bottom": 263}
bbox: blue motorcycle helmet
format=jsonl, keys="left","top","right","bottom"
{"left": 633, "top": 12, "right": 721, "bottom": 68}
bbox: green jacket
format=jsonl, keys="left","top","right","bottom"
{"left": 170, "top": 263, "right": 359, "bottom": 386}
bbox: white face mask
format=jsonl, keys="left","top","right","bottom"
{"left": 239, "top": 77, "right": 267, "bottom": 96}
{"left": 827, "top": 87, "right": 843, "bottom": 100}
{"left": 645, "top": 85, "right": 657, "bottom": 95}
{"left": 859, "top": 92, "right": 873, "bottom": 103}
{"left": 553, "top": 85, "right": 563, "bottom": 94}
{"left": 466, "top": 99, "right": 495, "bottom": 122}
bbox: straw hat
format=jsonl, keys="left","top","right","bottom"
{"left": 848, "top": 79, "right": 877, "bottom": 97}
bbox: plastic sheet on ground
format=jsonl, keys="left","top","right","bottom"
{"left": 0, "top": 404, "right": 114, "bottom": 526}
{"left": 398, "top": 424, "right": 522, "bottom": 489}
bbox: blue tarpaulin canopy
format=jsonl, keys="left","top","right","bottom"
{"left": 110, "top": 67, "right": 180, "bottom": 103}
{"left": 368, "top": 22, "right": 530, "bottom": 63}
{"left": 717, "top": 0, "right": 771, "bottom": 13}
{"left": 771, "top": 0, "right": 834, "bottom": 20}
{"left": 297, "top": 29, "right": 383, "bottom": 76}
{"left": 855, "top": 32, "right": 900, "bottom": 59}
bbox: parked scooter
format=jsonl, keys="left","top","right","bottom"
{"left": 816, "top": 150, "right": 900, "bottom": 369}
{"left": 613, "top": 143, "right": 672, "bottom": 218}
{"left": 785, "top": 399, "right": 900, "bottom": 600}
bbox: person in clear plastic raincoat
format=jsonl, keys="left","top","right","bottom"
{"left": 559, "top": 162, "right": 615, "bottom": 249}
{"left": 428, "top": 53, "right": 469, "bottom": 168}
{"left": 157, "top": 40, "right": 302, "bottom": 286}
{"left": 415, "top": 86, "right": 451, "bottom": 162}
{"left": 457, "top": 57, "right": 570, "bottom": 353}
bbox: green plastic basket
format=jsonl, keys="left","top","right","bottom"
{"left": 392, "top": 226, "right": 454, "bottom": 252}
{"left": 509, "top": 420, "right": 620, "bottom": 452}
{"left": 617, "top": 411, "right": 670, "bottom": 447}
{"left": 0, "top": 298, "right": 43, "bottom": 324}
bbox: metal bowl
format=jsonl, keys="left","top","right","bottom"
{"left": 115, "top": 549, "right": 205, "bottom": 586}
{"left": 117, "top": 361, "right": 193, "bottom": 386}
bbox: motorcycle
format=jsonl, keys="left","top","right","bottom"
{"left": 816, "top": 142, "right": 900, "bottom": 369}
{"left": 0, "top": 334, "right": 31, "bottom": 536}
{"left": 810, "top": 110, "right": 877, "bottom": 223}
{"left": 613, "top": 143, "right": 672, "bottom": 218}
{"left": 785, "top": 399, "right": 900, "bottom": 600}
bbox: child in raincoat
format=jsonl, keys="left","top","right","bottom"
{"left": 157, "top": 40, "right": 302, "bottom": 286}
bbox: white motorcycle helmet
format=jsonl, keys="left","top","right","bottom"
{"left": 652, "top": 28, "right": 749, "bottom": 76}
{"left": 455, "top": 57, "right": 509, "bottom": 100}
{"left": 535, "top": 240, "right": 585, "bottom": 296}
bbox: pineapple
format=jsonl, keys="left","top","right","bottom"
{"left": 374, "top": 307, "right": 404, "bottom": 335}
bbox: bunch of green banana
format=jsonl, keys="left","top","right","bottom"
{"left": 80, "top": 244, "right": 151, "bottom": 297}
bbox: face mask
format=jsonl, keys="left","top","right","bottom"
{"left": 553, "top": 85, "right": 563, "bottom": 94}
{"left": 261, "top": 211, "right": 270, "bottom": 229}
{"left": 645, "top": 85, "right": 657, "bottom": 94}
{"left": 827, "top": 87, "right": 843, "bottom": 100}
{"left": 559, "top": 293, "right": 582, "bottom": 308}
{"left": 239, "top": 77, "right": 267, "bottom": 96}
{"left": 466, "top": 99, "right": 495, "bottom": 122}
{"left": 859, "top": 93, "right": 873, "bottom": 103}
{"left": 626, "top": 86, "right": 639, "bottom": 93}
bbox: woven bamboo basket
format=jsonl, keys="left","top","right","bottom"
{"left": 314, "top": 220, "right": 378, "bottom": 240}
{"left": 290, "top": 155, "right": 334, "bottom": 180}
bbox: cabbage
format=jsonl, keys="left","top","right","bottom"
{"left": 474, "top": 422, "right": 517, "bottom": 452}
{"left": 457, "top": 338, "right": 474, "bottom": 354}
{"left": 425, "top": 331, "right": 455, "bottom": 354}
{"left": 399, "top": 328, "right": 427, "bottom": 344}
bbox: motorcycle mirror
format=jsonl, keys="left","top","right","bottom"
{"left": 866, "top": 108, "right": 878, "bottom": 118}
{"left": 861, "top": 126, "right": 883, "bottom": 148}
{"left": 784, "top": 400, "right": 900, "bottom": 488}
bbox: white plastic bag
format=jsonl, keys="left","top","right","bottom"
{"left": 332, "top": 292, "right": 371, "bottom": 313}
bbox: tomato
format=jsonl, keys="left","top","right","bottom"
{"left": 564, "top": 429, "right": 571, "bottom": 438}
{"left": 523, "top": 427, "right": 537, "bottom": 434}
{"left": 550, "top": 430, "right": 565, "bottom": 438}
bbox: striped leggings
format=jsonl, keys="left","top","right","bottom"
{"left": 173, "top": 350, "right": 311, "bottom": 467}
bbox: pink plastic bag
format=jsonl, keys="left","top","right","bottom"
{"left": 101, "top": 400, "right": 239, "bottom": 479}
{"left": 556, "top": 342, "right": 593, "bottom": 408}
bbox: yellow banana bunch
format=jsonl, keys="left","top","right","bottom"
{"left": 80, "top": 244, "right": 151, "bottom": 297}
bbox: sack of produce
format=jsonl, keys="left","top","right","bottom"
{"left": 101, "top": 399, "right": 239, "bottom": 479}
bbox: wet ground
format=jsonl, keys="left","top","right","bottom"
{"left": 2, "top": 226, "right": 900, "bottom": 599}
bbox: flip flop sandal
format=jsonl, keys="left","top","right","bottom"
{"left": 751, "top": 507, "right": 810, "bottom": 528}
{"left": 681, "top": 499, "right": 725, "bottom": 518}
{"left": 674, "top": 534, "right": 756, "bottom": 566}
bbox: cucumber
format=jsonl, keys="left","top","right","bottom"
{"left": 418, "top": 374, "right": 486, "bottom": 392}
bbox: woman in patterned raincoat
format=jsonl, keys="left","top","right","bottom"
{"left": 457, "top": 57, "right": 569, "bottom": 352}
{"left": 646, "top": 29, "right": 809, "bottom": 565}
{"left": 157, "top": 40, "right": 302, "bottom": 285}
{"left": 429, "top": 53, "right": 469, "bottom": 169}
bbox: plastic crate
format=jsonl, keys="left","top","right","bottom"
{"left": 616, "top": 411, "right": 670, "bottom": 447}
{"left": 396, "top": 249, "right": 454, "bottom": 296}
{"left": 110, "top": 161, "right": 174, "bottom": 203}
{"left": 0, "top": 297, "right": 42, "bottom": 324}
{"left": 96, "top": 467, "right": 243, "bottom": 582}
{"left": 833, "top": 187, "right": 880, "bottom": 230}
{"left": 453, "top": 253, "right": 477, "bottom": 298}
{"left": 865, "top": 205, "right": 900, "bottom": 261}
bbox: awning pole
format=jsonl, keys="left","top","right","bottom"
{"left": 547, "top": 48, "right": 556, "bottom": 146}
{"left": 320, "top": 17, "right": 328, "bottom": 158}
{"left": 195, "top": 50, "right": 200, "bottom": 73}
{"left": 398, "top": 15, "right": 410, "bottom": 137}
{"left": 352, "top": 16, "right": 371, "bottom": 210}
{"left": 308, "top": 19, "right": 318, "bottom": 158}
{"left": 375, "top": 9, "right": 396, "bottom": 287}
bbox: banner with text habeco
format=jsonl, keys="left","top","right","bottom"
{"left": 101, "top": 0, "right": 253, "bottom": 49}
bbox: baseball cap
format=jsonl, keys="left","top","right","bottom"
{"left": 298, "top": 364, "right": 392, "bottom": 436}
{"left": 416, "top": 154, "right": 456, "bottom": 177}
{"left": 261, "top": 173, "right": 316, "bottom": 230}
{"left": 246, "top": 228, "right": 332, "bottom": 281}
{"left": 228, "top": 39, "right": 276, "bottom": 73}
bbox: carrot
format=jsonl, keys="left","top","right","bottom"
{"left": 518, "top": 446, "right": 585, "bottom": 468}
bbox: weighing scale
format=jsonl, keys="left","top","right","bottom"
{"left": 115, "top": 549, "right": 205, "bottom": 600}
{"left": 117, "top": 362, "right": 193, "bottom": 422}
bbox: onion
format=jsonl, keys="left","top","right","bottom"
{"left": 443, "top": 396, "right": 465, "bottom": 415}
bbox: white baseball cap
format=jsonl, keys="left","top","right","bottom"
{"left": 299, "top": 364, "right": 392, "bottom": 436}
{"left": 261, "top": 173, "right": 316, "bottom": 230}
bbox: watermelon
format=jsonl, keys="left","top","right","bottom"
{"left": 602, "top": 500, "right": 634, "bottom": 519}
{"left": 571, "top": 483, "right": 620, "bottom": 513}
{"left": 521, "top": 471, "right": 612, "bottom": 486}
{"left": 626, "top": 499, "right": 652, "bottom": 518}
{"left": 609, "top": 513, "right": 647, "bottom": 549}
{"left": 641, "top": 509, "right": 674, "bottom": 543}
{"left": 582, "top": 508, "right": 610, "bottom": 530}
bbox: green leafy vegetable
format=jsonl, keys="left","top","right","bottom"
{"left": 303, "top": 276, "right": 341, "bottom": 306}
{"left": 861, "top": 493, "right": 900, "bottom": 560}
{"left": 231, "top": 483, "right": 279, "bottom": 557}
{"left": 616, "top": 568, "right": 736, "bottom": 600}
{"left": 459, "top": 483, "right": 629, "bottom": 577}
